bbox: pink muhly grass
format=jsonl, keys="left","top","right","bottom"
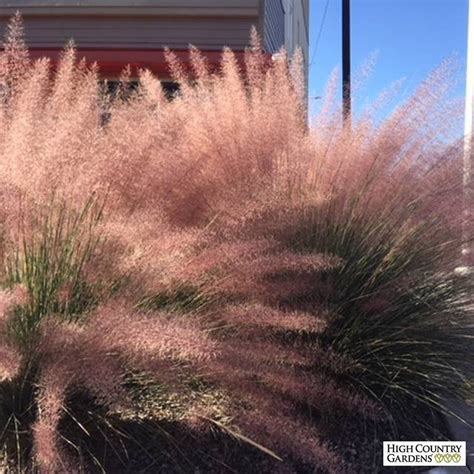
{"left": 0, "top": 13, "right": 471, "bottom": 473}
{"left": 236, "top": 406, "right": 347, "bottom": 474}
{"left": 219, "top": 304, "right": 327, "bottom": 334}
{"left": 2, "top": 300, "right": 215, "bottom": 471}
{"left": 86, "top": 302, "right": 215, "bottom": 366}
{"left": 0, "top": 346, "right": 20, "bottom": 381}
{"left": 0, "top": 285, "right": 28, "bottom": 317}
{"left": 0, "top": 12, "right": 29, "bottom": 95}
{"left": 32, "top": 365, "right": 72, "bottom": 473}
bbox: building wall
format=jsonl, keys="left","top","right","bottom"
{"left": 0, "top": 0, "right": 262, "bottom": 51}
{"left": 0, "top": 1, "right": 260, "bottom": 16}
{"left": 282, "top": 0, "right": 309, "bottom": 65}
{"left": 261, "top": 0, "right": 284, "bottom": 53}
{"left": 0, "top": 0, "right": 308, "bottom": 79}
{"left": 0, "top": 15, "right": 256, "bottom": 50}
{"left": 281, "top": 0, "right": 309, "bottom": 88}
{"left": 0, "top": 1, "right": 308, "bottom": 55}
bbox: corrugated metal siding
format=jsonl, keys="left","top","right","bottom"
{"left": 0, "top": 1, "right": 259, "bottom": 17}
{"left": 0, "top": 0, "right": 289, "bottom": 54}
{"left": 0, "top": 1, "right": 258, "bottom": 9}
{"left": 262, "top": 0, "right": 284, "bottom": 53}
{"left": 0, "top": 16, "right": 256, "bottom": 49}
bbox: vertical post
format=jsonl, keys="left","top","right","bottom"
{"left": 463, "top": 0, "right": 474, "bottom": 268}
{"left": 342, "top": 0, "right": 351, "bottom": 124}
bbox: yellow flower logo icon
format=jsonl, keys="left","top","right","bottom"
{"left": 434, "top": 453, "right": 461, "bottom": 463}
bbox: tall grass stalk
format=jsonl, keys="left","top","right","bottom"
{"left": 4, "top": 196, "right": 104, "bottom": 348}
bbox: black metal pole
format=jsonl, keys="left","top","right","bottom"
{"left": 342, "top": 0, "right": 351, "bottom": 124}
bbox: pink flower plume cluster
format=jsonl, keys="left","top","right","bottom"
{"left": 0, "top": 13, "right": 470, "bottom": 473}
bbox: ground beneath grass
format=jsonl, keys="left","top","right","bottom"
{"left": 54, "top": 393, "right": 453, "bottom": 474}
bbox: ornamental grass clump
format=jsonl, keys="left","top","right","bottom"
{"left": 0, "top": 198, "right": 215, "bottom": 472}
{"left": 3, "top": 196, "right": 104, "bottom": 348}
{"left": 0, "top": 13, "right": 472, "bottom": 473}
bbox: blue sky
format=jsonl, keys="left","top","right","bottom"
{"left": 308, "top": 0, "right": 469, "bottom": 118}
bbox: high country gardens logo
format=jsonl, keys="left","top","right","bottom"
{"left": 383, "top": 441, "right": 466, "bottom": 466}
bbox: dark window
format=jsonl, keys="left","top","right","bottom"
{"left": 101, "top": 80, "right": 180, "bottom": 101}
